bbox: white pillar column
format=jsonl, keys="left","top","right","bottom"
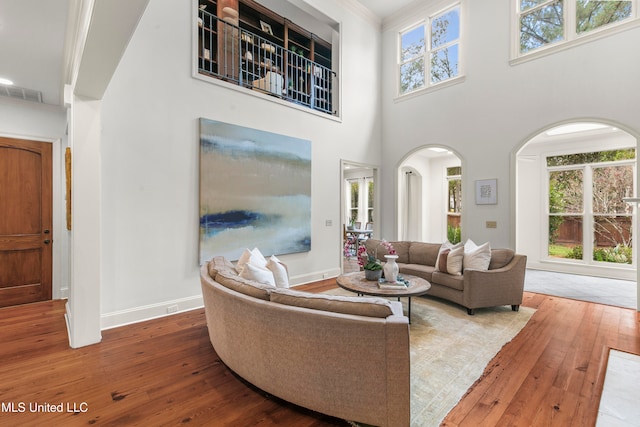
{"left": 66, "top": 95, "right": 102, "bottom": 348}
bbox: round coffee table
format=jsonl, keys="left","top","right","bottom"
{"left": 336, "top": 271, "right": 431, "bottom": 322}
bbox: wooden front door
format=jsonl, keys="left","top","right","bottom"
{"left": 0, "top": 137, "right": 52, "bottom": 307}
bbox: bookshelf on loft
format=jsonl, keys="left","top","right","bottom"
{"left": 197, "top": 0, "right": 334, "bottom": 115}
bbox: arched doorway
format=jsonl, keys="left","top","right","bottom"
{"left": 516, "top": 121, "right": 637, "bottom": 280}
{"left": 398, "top": 146, "right": 462, "bottom": 243}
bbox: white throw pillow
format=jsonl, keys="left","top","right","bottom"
{"left": 237, "top": 247, "right": 268, "bottom": 273}
{"left": 446, "top": 245, "right": 464, "bottom": 275}
{"left": 435, "top": 241, "right": 463, "bottom": 272}
{"left": 464, "top": 239, "right": 491, "bottom": 271}
{"left": 239, "top": 262, "right": 276, "bottom": 287}
{"left": 266, "top": 255, "right": 289, "bottom": 288}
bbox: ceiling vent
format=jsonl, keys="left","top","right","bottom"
{"left": 0, "top": 84, "right": 43, "bottom": 103}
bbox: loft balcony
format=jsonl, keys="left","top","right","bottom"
{"left": 197, "top": 10, "right": 335, "bottom": 116}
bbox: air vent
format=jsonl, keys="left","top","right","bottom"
{"left": 0, "top": 84, "right": 43, "bottom": 103}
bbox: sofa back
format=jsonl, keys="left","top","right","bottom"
{"left": 488, "top": 249, "right": 515, "bottom": 269}
{"left": 365, "top": 240, "right": 515, "bottom": 270}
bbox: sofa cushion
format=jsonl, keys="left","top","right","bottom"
{"left": 270, "top": 288, "right": 395, "bottom": 318}
{"left": 399, "top": 264, "right": 435, "bottom": 282}
{"left": 409, "top": 242, "right": 440, "bottom": 266}
{"left": 389, "top": 241, "right": 410, "bottom": 264}
{"left": 489, "top": 249, "right": 515, "bottom": 269}
{"left": 215, "top": 269, "right": 274, "bottom": 300}
{"left": 463, "top": 240, "right": 491, "bottom": 271}
{"left": 207, "top": 256, "right": 238, "bottom": 277}
{"left": 431, "top": 271, "right": 464, "bottom": 291}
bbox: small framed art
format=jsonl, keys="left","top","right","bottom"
{"left": 475, "top": 179, "right": 497, "bottom": 205}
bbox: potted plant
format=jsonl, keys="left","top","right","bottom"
{"left": 357, "top": 240, "right": 396, "bottom": 281}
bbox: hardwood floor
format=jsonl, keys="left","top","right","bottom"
{"left": 0, "top": 283, "right": 638, "bottom": 426}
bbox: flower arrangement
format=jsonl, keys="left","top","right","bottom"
{"left": 357, "top": 240, "right": 396, "bottom": 271}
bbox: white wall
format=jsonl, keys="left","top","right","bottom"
{"left": 380, "top": 0, "right": 640, "bottom": 249}
{"left": 98, "top": 0, "right": 382, "bottom": 323}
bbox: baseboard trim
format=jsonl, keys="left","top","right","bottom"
{"left": 101, "top": 295, "right": 204, "bottom": 331}
{"left": 99, "top": 269, "right": 340, "bottom": 330}
{"left": 290, "top": 268, "right": 341, "bottom": 286}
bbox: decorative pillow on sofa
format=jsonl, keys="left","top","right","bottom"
{"left": 270, "top": 288, "right": 395, "bottom": 318}
{"left": 435, "top": 240, "right": 464, "bottom": 274}
{"left": 266, "top": 255, "right": 289, "bottom": 288}
{"left": 240, "top": 262, "right": 276, "bottom": 287}
{"left": 236, "top": 247, "right": 268, "bottom": 273}
{"left": 463, "top": 239, "right": 492, "bottom": 271}
{"left": 446, "top": 245, "right": 464, "bottom": 275}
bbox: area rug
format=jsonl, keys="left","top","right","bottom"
{"left": 596, "top": 349, "right": 640, "bottom": 425}
{"left": 324, "top": 289, "right": 535, "bottom": 426}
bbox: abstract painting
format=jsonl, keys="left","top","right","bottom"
{"left": 199, "top": 118, "right": 311, "bottom": 264}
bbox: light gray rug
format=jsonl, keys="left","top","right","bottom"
{"left": 524, "top": 269, "right": 637, "bottom": 310}
{"left": 325, "top": 289, "right": 535, "bottom": 426}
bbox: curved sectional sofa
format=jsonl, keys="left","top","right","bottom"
{"left": 200, "top": 256, "right": 410, "bottom": 427}
{"left": 364, "top": 239, "right": 527, "bottom": 315}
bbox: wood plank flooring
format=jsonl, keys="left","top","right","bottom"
{"left": 0, "top": 283, "right": 638, "bottom": 426}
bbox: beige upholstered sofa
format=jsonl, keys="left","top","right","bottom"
{"left": 200, "top": 256, "right": 410, "bottom": 427}
{"left": 365, "top": 239, "right": 527, "bottom": 315}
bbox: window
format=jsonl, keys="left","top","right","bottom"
{"left": 517, "top": 0, "right": 636, "bottom": 57}
{"left": 547, "top": 149, "right": 635, "bottom": 265}
{"left": 345, "top": 177, "right": 374, "bottom": 226}
{"left": 399, "top": 4, "right": 461, "bottom": 95}
{"left": 446, "top": 166, "right": 462, "bottom": 243}
{"left": 349, "top": 180, "right": 359, "bottom": 225}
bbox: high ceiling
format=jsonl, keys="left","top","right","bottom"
{"left": 357, "top": 0, "right": 421, "bottom": 20}
{"left": 0, "top": 0, "right": 413, "bottom": 107}
{"left": 0, "top": 0, "right": 70, "bottom": 106}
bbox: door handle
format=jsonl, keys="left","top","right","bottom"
{"left": 44, "top": 240, "right": 51, "bottom": 244}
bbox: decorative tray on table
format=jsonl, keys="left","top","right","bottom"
{"left": 377, "top": 275, "right": 409, "bottom": 289}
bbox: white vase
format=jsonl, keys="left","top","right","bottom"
{"left": 383, "top": 255, "right": 399, "bottom": 283}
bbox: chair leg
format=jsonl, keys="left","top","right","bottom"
{"left": 512, "top": 305, "right": 520, "bottom": 312}
{"left": 467, "top": 308, "right": 474, "bottom": 315}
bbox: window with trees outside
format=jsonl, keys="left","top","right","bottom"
{"left": 517, "top": 0, "right": 636, "bottom": 57}
{"left": 346, "top": 177, "right": 374, "bottom": 226}
{"left": 399, "top": 4, "right": 461, "bottom": 95}
{"left": 547, "top": 149, "right": 635, "bottom": 265}
{"left": 447, "top": 166, "right": 462, "bottom": 244}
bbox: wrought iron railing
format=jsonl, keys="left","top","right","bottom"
{"left": 197, "top": 10, "right": 334, "bottom": 115}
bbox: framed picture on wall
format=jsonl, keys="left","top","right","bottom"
{"left": 475, "top": 179, "right": 497, "bottom": 205}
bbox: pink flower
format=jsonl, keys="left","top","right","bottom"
{"left": 357, "top": 240, "right": 395, "bottom": 268}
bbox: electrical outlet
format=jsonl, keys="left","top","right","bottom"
{"left": 323, "top": 273, "right": 329, "bottom": 279}
{"left": 167, "top": 305, "right": 178, "bottom": 314}
{"left": 486, "top": 221, "right": 497, "bottom": 229}
{"left": 325, "top": 219, "right": 333, "bottom": 226}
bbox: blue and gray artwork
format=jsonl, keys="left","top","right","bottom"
{"left": 199, "top": 118, "right": 311, "bottom": 263}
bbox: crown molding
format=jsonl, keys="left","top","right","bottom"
{"left": 339, "top": 0, "right": 382, "bottom": 28}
